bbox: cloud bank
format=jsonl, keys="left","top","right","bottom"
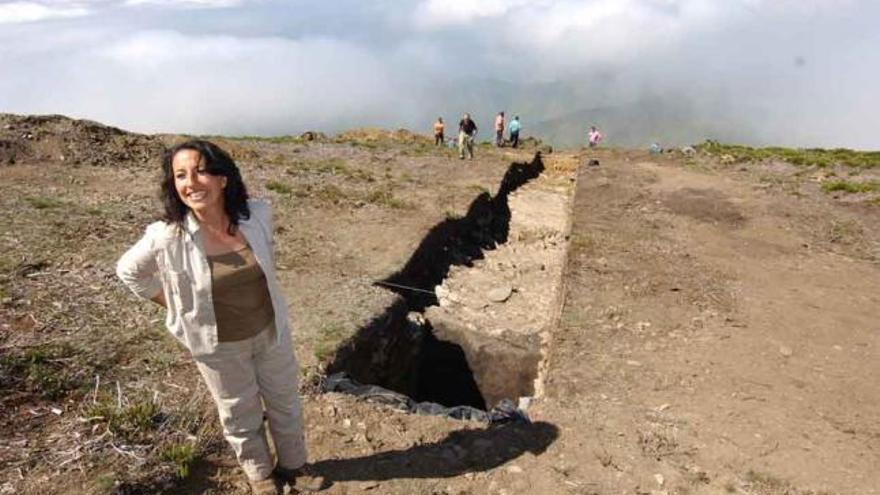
{"left": 1, "top": 0, "right": 878, "bottom": 148}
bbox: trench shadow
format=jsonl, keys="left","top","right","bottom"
{"left": 309, "top": 420, "right": 559, "bottom": 484}
{"left": 381, "top": 151, "right": 546, "bottom": 310}
{"left": 325, "top": 152, "right": 546, "bottom": 401}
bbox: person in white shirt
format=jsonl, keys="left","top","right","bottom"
{"left": 116, "top": 140, "right": 323, "bottom": 495}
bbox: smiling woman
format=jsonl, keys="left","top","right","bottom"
{"left": 117, "top": 140, "right": 324, "bottom": 494}
{"left": 160, "top": 141, "right": 247, "bottom": 236}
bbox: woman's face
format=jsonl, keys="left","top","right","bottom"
{"left": 172, "top": 149, "right": 227, "bottom": 214}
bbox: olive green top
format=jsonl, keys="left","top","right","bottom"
{"left": 207, "top": 244, "right": 275, "bottom": 342}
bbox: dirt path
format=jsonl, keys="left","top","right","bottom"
{"left": 536, "top": 151, "right": 880, "bottom": 494}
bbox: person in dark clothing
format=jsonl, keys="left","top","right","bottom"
{"left": 458, "top": 113, "right": 478, "bottom": 160}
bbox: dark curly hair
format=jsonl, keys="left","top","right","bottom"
{"left": 160, "top": 140, "right": 250, "bottom": 235}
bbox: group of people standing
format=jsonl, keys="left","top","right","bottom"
{"left": 434, "top": 113, "right": 601, "bottom": 160}
{"left": 493, "top": 112, "right": 521, "bottom": 149}
{"left": 432, "top": 111, "right": 523, "bottom": 160}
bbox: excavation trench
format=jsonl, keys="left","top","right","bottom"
{"left": 325, "top": 153, "right": 570, "bottom": 414}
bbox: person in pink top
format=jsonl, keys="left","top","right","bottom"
{"left": 494, "top": 112, "right": 505, "bottom": 147}
{"left": 588, "top": 126, "right": 603, "bottom": 148}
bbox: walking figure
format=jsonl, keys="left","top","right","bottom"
{"left": 508, "top": 116, "right": 521, "bottom": 148}
{"left": 458, "top": 113, "right": 478, "bottom": 160}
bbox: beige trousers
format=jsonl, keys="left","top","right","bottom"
{"left": 194, "top": 326, "right": 307, "bottom": 480}
{"left": 458, "top": 131, "right": 474, "bottom": 159}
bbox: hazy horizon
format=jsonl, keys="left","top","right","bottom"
{"left": 2, "top": 0, "right": 879, "bottom": 149}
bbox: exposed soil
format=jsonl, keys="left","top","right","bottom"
{"left": 1, "top": 116, "right": 878, "bottom": 495}
{"left": 540, "top": 149, "right": 880, "bottom": 494}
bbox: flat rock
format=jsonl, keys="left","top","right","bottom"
{"left": 487, "top": 284, "right": 513, "bottom": 303}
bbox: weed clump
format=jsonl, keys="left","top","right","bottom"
{"left": 314, "top": 322, "right": 348, "bottom": 362}
{"left": 743, "top": 470, "right": 832, "bottom": 495}
{"left": 161, "top": 442, "right": 197, "bottom": 478}
{"left": 820, "top": 180, "right": 880, "bottom": 194}
{"left": 26, "top": 196, "right": 64, "bottom": 209}
{"left": 266, "top": 180, "right": 293, "bottom": 195}
{"left": 86, "top": 397, "right": 163, "bottom": 443}
{"left": 365, "top": 189, "right": 414, "bottom": 209}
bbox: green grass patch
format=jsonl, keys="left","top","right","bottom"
{"left": 161, "top": 442, "right": 197, "bottom": 478}
{"left": 820, "top": 180, "right": 880, "bottom": 194}
{"left": 266, "top": 180, "right": 293, "bottom": 195}
{"left": 314, "top": 322, "right": 348, "bottom": 362}
{"left": 86, "top": 397, "right": 162, "bottom": 443}
{"left": 0, "top": 343, "right": 81, "bottom": 400}
{"left": 93, "top": 473, "right": 116, "bottom": 493}
{"left": 364, "top": 190, "right": 414, "bottom": 209}
{"left": 696, "top": 141, "right": 880, "bottom": 168}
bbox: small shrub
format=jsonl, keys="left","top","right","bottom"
{"left": 86, "top": 397, "right": 163, "bottom": 442}
{"left": 161, "top": 442, "right": 197, "bottom": 479}
{"left": 745, "top": 470, "right": 787, "bottom": 490}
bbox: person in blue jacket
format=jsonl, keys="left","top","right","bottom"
{"left": 508, "top": 116, "right": 521, "bottom": 148}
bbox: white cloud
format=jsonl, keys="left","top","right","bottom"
{"left": 123, "top": 0, "right": 246, "bottom": 8}
{"left": 414, "top": 0, "right": 536, "bottom": 27}
{"left": 0, "top": 0, "right": 878, "bottom": 148}
{"left": 0, "top": 29, "right": 402, "bottom": 134}
{"left": 0, "top": 1, "right": 90, "bottom": 24}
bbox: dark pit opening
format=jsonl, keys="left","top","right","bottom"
{"left": 325, "top": 153, "right": 545, "bottom": 411}
{"left": 415, "top": 326, "right": 486, "bottom": 409}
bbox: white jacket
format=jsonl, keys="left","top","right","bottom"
{"left": 116, "top": 199, "right": 291, "bottom": 357}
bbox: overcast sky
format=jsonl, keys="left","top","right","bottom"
{"left": 1, "top": 0, "right": 878, "bottom": 148}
